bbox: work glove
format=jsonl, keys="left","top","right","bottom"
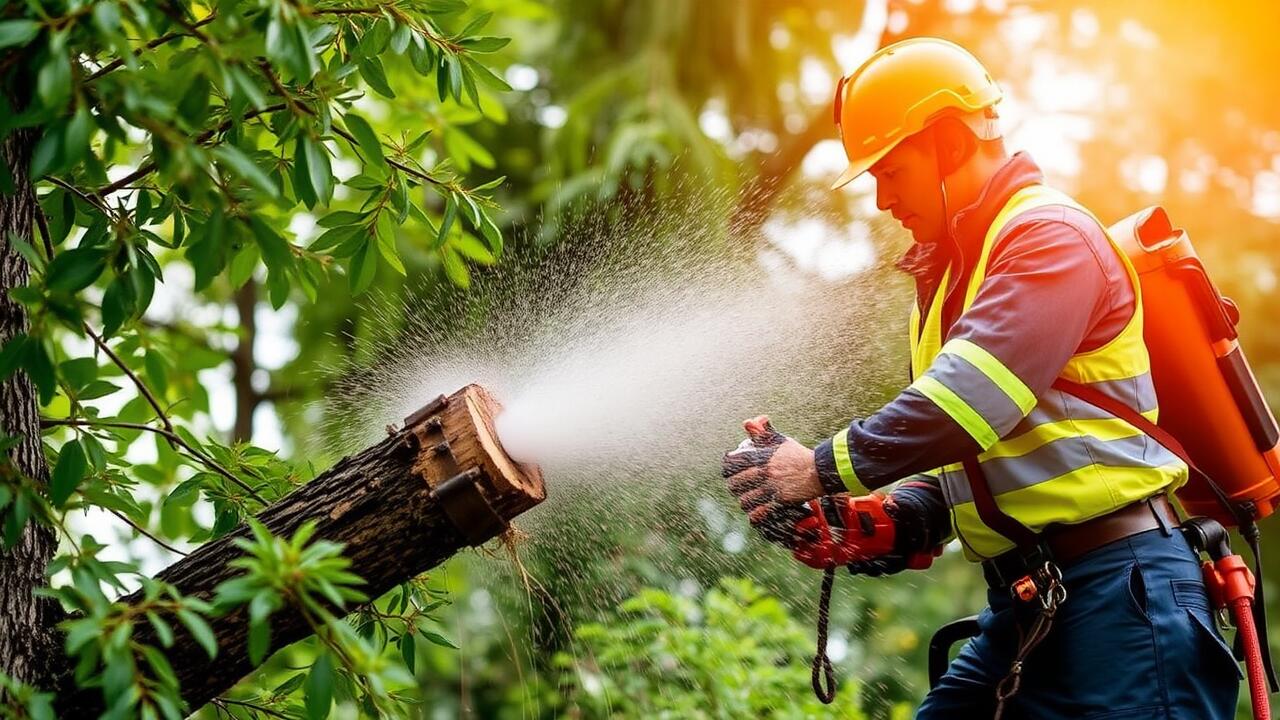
{"left": 722, "top": 417, "right": 811, "bottom": 548}
{"left": 793, "top": 488, "right": 945, "bottom": 576}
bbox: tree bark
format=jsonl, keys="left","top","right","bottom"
{"left": 54, "top": 384, "right": 545, "bottom": 716}
{"left": 231, "top": 281, "right": 258, "bottom": 444}
{"left": 0, "top": 95, "right": 62, "bottom": 687}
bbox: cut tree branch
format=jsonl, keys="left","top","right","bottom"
{"left": 51, "top": 384, "right": 546, "bottom": 716}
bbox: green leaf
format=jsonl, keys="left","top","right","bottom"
{"left": 144, "top": 352, "right": 168, "bottom": 396}
{"left": 92, "top": 3, "right": 121, "bottom": 34}
{"left": 186, "top": 229, "right": 226, "bottom": 292}
{"left": 479, "top": 213, "right": 503, "bottom": 256}
{"left": 390, "top": 23, "right": 412, "bottom": 54}
{"left": 6, "top": 231, "right": 43, "bottom": 272}
{"left": 472, "top": 175, "right": 506, "bottom": 192}
{"left": 459, "top": 12, "right": 493, "bottom": 37}
{"left": 78, "top": 380, "right": 121, "bottom": 400}
{"left": 247, "top": 593, "right": 275, "bottom": 664}
{"left": 0, "top": 20, "right": 40, "bottom": 49}
{"left": 176, "top": 609, "right": 217, "bottom": 658}
{"left": 317, "top": 210, "right": 365, "bottom": 228}
{"left": 464, "top": 56, "right": 512, "bottom": 91}
{"left": 63, "top": 107, "right": 93, "bottom": 170}
{"left": 460, "top": 36, "right": 510, "bottom": 53}
{"left": 400, "top": 632, "right": 416, "bottom": 674}
{"left": 274, "top": 672, "right": 306, "bottom": 697}
{"left": 45, "top": 246, "right": 107, "bottom": 293}
{"left": 146, "top": 611, "right": 174, "bottom": 647}
{"left": 348, "top": 238, "right": 378, "bottom": 295}
{"left": 447, "top": 55, "right": 463, "bottom": 101}
{"left": 444, "top": 127, "right": 494, "bottom": 170}
{"left": 343, "top": 113, "right": 388, "bottom": 173}
{"left": 3, "top": 492, "right": 30, "bottom": 548}
{"left": 440, "top": 247, "right": 470, "bottom": 288}
{"left": 29, "top": 125, "right": 63, "bottom": 178}
{"left": 374, "top": 213, "right": 405, "bottom": 275}
{"left": 212, "top": 146, "right": 280, "bottom": 199}
{"left": 22, "top": 338, "right": 55, "bottom": 404}
{"left": 267, "top": 266, "right": 290, "bottom": 309}
{"left": 0, "top": 334, "right": 28, "bottom": 383}
{"left": 177, "top": 74, "right": 211, "bottom": 127}
{"left": 288, "top": 21, "right": 320, "bottom": 81}
{"left": 356, "top": 18, "right": 392, "bottom": 56}
{"left": 164, "top": 476, "right": 205, "bottom": 509}
{"left": 140, "top": 644, "right": 178, "bottom": 689}
{"left": 436, "top": 197, "right": 457, "bottom": 248}
{"left": 309, "top": 224, "right": 362, "bottom": 254}
{"left": 81, "top": 433, "right": 106, "bottom": 472}
{"left": 358, "top": 57, "right": 396, "bottom": 99}
{"left": 420, "top": 630, "right": 457, "bottom": 649}
{"left": 51, "top": 439, "right": 87, "bottom": 506}
{"left": 451, "top": 234, "right": 495, "bottom": 265}
{"left": 305, "top": 652, "right": 334, "bottom": 720}
{"left": 249, "top": 217, "right": 293, "bottom": 273}
{"left": 100, "top": 275, "right": 135, "bottom": 337}
{"left": 227, "top": 244, "right": 259, "bottom": 290}
{"left": 291, "top": 137, "right": 317, "bottom": 210}
{"left": 37, "top": 50, "right": 71, "bottom": 110}
{"left": 303, "top": 136, "right": 333, "bottom": 206}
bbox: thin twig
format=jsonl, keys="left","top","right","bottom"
{"left": 86, "top": 13, "right": 219, "bottom": 82}
{"left": 156, "top": 2, "right": 215, "bottom": 47}
{"left": 33, "top": 203, "right": 56, "bottom": 260}
{"left": 94, "top": 103, "right": 289, "bottom": 199}
{"left": 212, "top": 697, "right": 291, "bottom": 720}
{"left": 311, "top": 6, "right": 383, "bottom": 14}
{"left": 42, "top": 418, "right": 269, "bottom": 506}
{"left": 46, "top": 176, "right": 122, "bottom": 224}
{"left": 107, "top": 508, "right": 188, "bottom": 556}
{"left": 83, "top": 323, "right": 173, "bottom": 433}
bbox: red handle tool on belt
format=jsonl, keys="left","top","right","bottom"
{"left": 1185, "top": 517, "right": 1272, "bottom": 720}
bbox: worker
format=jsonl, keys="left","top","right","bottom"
{"left": 723, "top": 37, "right": 1241, "bottom": 718}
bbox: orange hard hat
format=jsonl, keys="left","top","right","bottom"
{"left": 831, "top": 37, "right": 1002, "bottom": 189}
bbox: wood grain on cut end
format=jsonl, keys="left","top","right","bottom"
{"left": 460, "top": 384, "right": 545, "bottom": 505}
{"left": 419, "top": 384, "right": 545, "bottom": 522}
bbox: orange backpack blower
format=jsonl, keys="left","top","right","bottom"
{"left": 1109, "top": 206, "right": 1280, "bottom": 522}
{"left": 1105, "top": 206, "right": 1280, "bottom": 718}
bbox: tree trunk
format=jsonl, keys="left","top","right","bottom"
{"left": 0, "top": 98, "right": 62, "bottom": 687}
{"left": 231, "top": 281, "right": 259, "bottom": 444}
{"left": 54, "top": 384, "right": 546, "bottom": 716}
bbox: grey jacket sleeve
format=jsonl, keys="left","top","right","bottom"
{"left": 814, "top": 206, "right": 1132, "bottom": 494}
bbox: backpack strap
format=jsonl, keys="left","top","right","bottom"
{"left": 1051, "top": 377, "right": 1277, "bottom": 691}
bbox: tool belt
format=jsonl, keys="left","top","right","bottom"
{"left": 976, "top": 494, "right": 1180, "bottom": 719}
{"left": 981, "top": 494, "right": 1180, "bottom": 592}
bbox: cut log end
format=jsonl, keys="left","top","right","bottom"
{"left": 407, "top": 384, "right": 545, "bottom": 537}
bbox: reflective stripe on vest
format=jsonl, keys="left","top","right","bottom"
{"left": 906, "top": 184, "right": 1188, "bottom": 560}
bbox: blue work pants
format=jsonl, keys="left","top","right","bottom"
{"left": 917, "top": 527, "right": 1242, "bottom": 719}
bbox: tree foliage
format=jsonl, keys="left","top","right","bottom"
{"left": 0, "top": 0, "right": 509, "bottom": 716}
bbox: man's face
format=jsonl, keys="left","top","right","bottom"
{"left": 868, "top": 133, "right": 945, "bottom": 245}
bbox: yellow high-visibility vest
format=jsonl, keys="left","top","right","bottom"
{"left": 895, "top": 185, "right": 1187, "bottom": 559}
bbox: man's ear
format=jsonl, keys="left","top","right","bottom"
{"left": 933, "top": 117, "right": 978, "bottom": 176}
